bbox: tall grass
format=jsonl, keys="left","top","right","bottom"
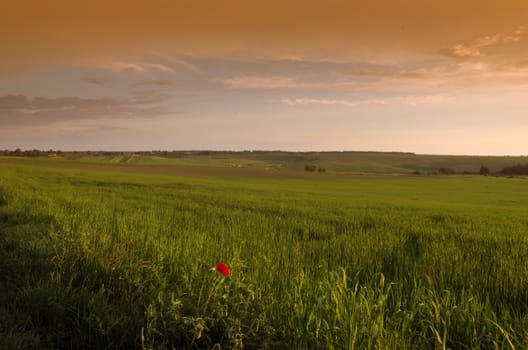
{"left": 1, "top": 160, "right": 528, "bottom": 349}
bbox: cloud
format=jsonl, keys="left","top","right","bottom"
{"left": 281, "top": 97, "right": 362, "bottom": 107}
{"left": 343, "top": 70, "right": 432, "bottom": 79}
{"left": 81, "top": 77, "right": 107, "bottom": 85}
{"left": 0, "top": 94, "right": 171, "bottom": 127}
{"left": 224, "top": 76, "right": 311, "bottom": 89}
{"left": 143, "top": 63, "right": 174, "bottom": 73}
{"left": 169, "top": 58, "right": 202, "bottom": 73}
{"left": 95, "top": 61, "right": 175, "bottom": 73}
{"left": 447, "top": 45, "right": 484, "bottom": 59}
{"left": 131, "top": 89, "right": 176, "bottom": 104}
{"left": 475, "top": 26, "right": 525, "bottom": 47}
{"left": 280, "top": 95, "right": 451, "bottom": 107}
{"left": 518, "top": 60, "right": 528, "bottom": 68}
{"left": 106, "top": 62, "right": 149, "bottom": 72}
{"left": 446, "top": 26, "right": 526, "bottom": 59}
{"left": 134, "top": 79, "right": 179, "bottom": 86}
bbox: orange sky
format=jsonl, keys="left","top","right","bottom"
{"left": 1, "top": 1, "right": 528, "bottom": 154}
{"left": 2, "top": 0, "right": 527, "bottom": 70}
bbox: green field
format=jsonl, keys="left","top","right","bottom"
{"left": 1, "top": 155, "right": 528, "bottom": 349}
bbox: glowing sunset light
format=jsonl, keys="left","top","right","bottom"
{"left": 1, "top": 0, "right": 527, "bottom": 155}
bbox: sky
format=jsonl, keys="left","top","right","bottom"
{"left": 1, "top": 0, "right": 528, "bottom": 155}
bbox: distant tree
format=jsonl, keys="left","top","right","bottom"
{"left": 317, "top": 167, "right": 326, "bottom": 173}
{"left": 501, "top": 163, "right": 528, "bottom": 175}
{"left": 438, "top": 167, "right": 455, "bottom": 175}
{"left": 479, "top": 166, "right": 490, "bottom": 176}
{"left": 304, "top": 164, "right": 317, "bottom": 172}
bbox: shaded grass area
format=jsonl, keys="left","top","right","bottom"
{"left": 0, "top": 188, "right": 141, "bottom": 349}
{"left": 1, "top": 159, "right": 528, "bottom": 348}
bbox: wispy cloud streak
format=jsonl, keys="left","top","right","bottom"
{"left": 225, "top": 76, "right": 311, "bottom": 89}
{"left": 80, "top": 77, "right": 107, "bottom": 85}
{"left": 134, "top": 79, "right": 179, "bottom": 86}
{"left": 94, "top": 61, "right": 175, "bottom": 73}
{"left": 0, "top": 94, "right": 172, "bottom": 127}
{"left": 280, "top": 95, "right": 451, "bottom": 107}
{"left": 446, "top": 26, "right": 526, "bottom": 59}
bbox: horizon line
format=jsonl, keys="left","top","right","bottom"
{"left": 1, "top": 148, "right": 527, "bottom": 158}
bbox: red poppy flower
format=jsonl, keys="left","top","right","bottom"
{"left": 215, "top": 262, "right": 230, "bottom": 276}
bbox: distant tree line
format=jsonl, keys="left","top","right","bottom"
{"left": 431, "top": 164, "right": 528, "bottom": 176}
{"left": 304, "top": 164, "right": 326, "bottom": 173}
{"left": 438, "top": 167, "right": 456, "bottom": 175}
{"left": 0, "top": 149, "right": 194, "bottom": 158}
{"left": 500, "top": 163, "right": 528, "bottom": 175}
{"left": 479, "top": 166, "right": 490, "bottom": 175}
{"left": 477, "top": 163, "right": 528, "bottom": 176}
{"left": 0, "top": 149, "right": 128, "bottom": 157}
{"left": 0, "top": 149, "right": 60, "bottom": 157}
